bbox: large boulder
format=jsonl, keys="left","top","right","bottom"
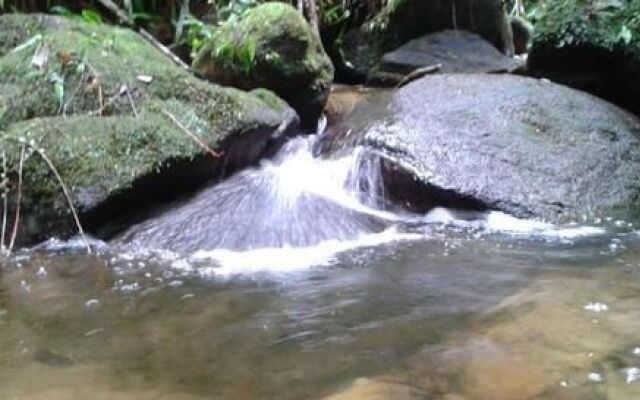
{"left": 527, "top": 0, "right": 640, "bottom": 116}
{"left": 317, "top": 74, "right": 640, "bottom": 223}
{"left": 193, "top": 2, "right": 334, "bottom": 131}
{"left": 370, "top": 30, "right": 521, "bottom": 84}
{"left": 339, "top": 0, "right": 513, "bottom": 79}
{"left": 377, "top": 0, "right": 512, "bottom": 52}
{"left": 0, "top": 14, "right": 298, "bottom": 246}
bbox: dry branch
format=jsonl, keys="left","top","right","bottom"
{"left": 8, "top": 146, "right": 26, "bottom": 253}
{"left": 395, "top": 64, "right": 442, "bottom": 88}
{"left": 35, "top": 149, "right": 92, "bottom": 254}
{"left": 160, "top": 108, "right": 223, "bottom": 158}
{"left": 1, "top": 150, "right": 7, "bottom": 252}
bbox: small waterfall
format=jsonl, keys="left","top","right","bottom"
{"left": 114, "top": 133, "right": 609, "bottom": 275}
{"left": 116, "top": 135, "right": 399, "bottom": 253}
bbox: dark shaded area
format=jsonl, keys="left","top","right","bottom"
{"left": 380, "top": 156, "right": 490, "bottom": 213}
{"left": 527, "top": 44, "right": 640, "bottom": 117}
{"left": 379, "top": 30, "right": 521, "bottom": 75}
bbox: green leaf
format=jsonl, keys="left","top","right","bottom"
{"left": 619, "top": 25, "right": 633, "bottom": 44}
{"left": 81, "top": 9, "right": 103, "bottom": 25}
{"left": 50, "top": 73, "right": 65, "bottom": 113}
{"left": 132, "top": 12, "right": 159, "bottom": 22}
{"left": 50, "top": 5, "right": 74, "bottom": 16}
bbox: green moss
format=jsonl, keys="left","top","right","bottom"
{"left": 0, "top": 14, "right": 285, "bottom": 127}
{"left": 534, "top": 0, "right": 640, "bottom": 57}
{"left": 193, "top": 2, "right": 333, "bottom": 99}
{"left": 250, "top": 88, "right": 289, "bottom": 113}
{"left": 0, "top": 13, "right": 295, "bottom": 245}
{"left": 194, "top": 2, "right": 333, "bottom": 82}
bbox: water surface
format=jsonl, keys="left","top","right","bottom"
{"left": 1, "top": 227, "right": 640, "bottom": 399}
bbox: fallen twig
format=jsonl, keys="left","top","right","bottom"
{"left": 1, "top": 150, "right": 7, "bottom": 252}
{"left": 8, "top": 146, "right": 26, "bottom": 253}
{"left": 160, "top": 108, "right": 223, "bottom": 158}
{"left": 395, "top": 63, "right": 442, "bottom": 88}
{"left": 95, "top": 0, "right": 136, "bottom": 27}
{"left": 139, "top": 29, "right": 190, "bottom": 71}
{"left": 63, "top": 62, "right": 87, "bottom": 116}
{"left": 35, "top": 149, "right": 92, "bottom": 254}
{"left": 123, "top": 84, "right": 139, "bottom": 117}
{"left": 85, "top": 62, "right": 105, "bottom": 116}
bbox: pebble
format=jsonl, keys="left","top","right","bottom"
{"left": 85, "top": 299, "right": 100, "bottom": 309}
{"left": 625, "top": 367, "right": 640, "bottom": 384}
{"left": 587, "top": 372, "right": 603, "bottom": 383}
{"left": 584, "top": 302, "right": 609, "bottom": 313}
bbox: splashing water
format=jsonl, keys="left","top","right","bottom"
{"left": 116, "top": 136, "right": 401, "bottom": 254}
{"left": 115, "top": 135, "right": 614, "bottom": 274}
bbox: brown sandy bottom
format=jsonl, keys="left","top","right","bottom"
{"left": 327, "top": 256, "right": 640, "bottom": 399}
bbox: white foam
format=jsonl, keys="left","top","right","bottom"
{"left": 423, "top": 208, "right": 606, "bottom": 239}
{"left": 187, "top": 228, "right": 420, "bottom": 277}
{"left": 264, "top": 141, "right": 401, "bottom": 223}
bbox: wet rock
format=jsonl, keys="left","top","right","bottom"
{"left": 527, "top": 0, "right": 640, "bottom": 116}
{"left": 193, "top": 3, "right": 334, "bottom": 131}
{"left": 510, "top": 16, "right": 533, "bottom": 55}
{"left": 376, "top": 30, "right": 522, "bottom": 77}
{"left": 0, "top": 14, "right": 298, "bottom": 246}
{"left": 324, "top": 85, "right": 391, "bottom": 126}
{"left": 322, "top": 378, "right": 427, "bottom": 400}
{"left": 318, "top": 74, "right": 640, "bottom": 223}
{"left": 34, "top": 348, "right": 74, "bottom": 367}
{"left": 340, "top": 0, "right": 513, "bottom": 79}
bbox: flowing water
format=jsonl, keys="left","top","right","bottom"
{"left": 1, "top": 135, "right": 640, "bottom": 399}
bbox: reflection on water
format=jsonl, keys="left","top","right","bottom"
{"left": 1, "top": 230, "right": 640, "bottom": 399}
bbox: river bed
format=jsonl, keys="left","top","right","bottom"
{"left": 1, "top": 226, "right": 639, "bottom": 399}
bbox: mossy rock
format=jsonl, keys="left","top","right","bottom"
{"left": 0, "top": 14, "right": 298, "bottom": 246}
{"left": 193, "top": 2, "right": 334, "bottom": 131}
{"left": 527, "top": 0, "right": 640, "bottom": 115}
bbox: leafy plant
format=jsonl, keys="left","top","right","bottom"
{"left": 534, "top": 0, "right": 640, "bottom": 55}
{"left": 50, "top": 6, "right": 103, "bottom": 25}
{"left": 213, "top": 34, "right": 258, "bottom": 74}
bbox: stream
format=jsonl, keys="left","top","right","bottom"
{"left": 1, "top": 133, "right": 640, "bottom": 399}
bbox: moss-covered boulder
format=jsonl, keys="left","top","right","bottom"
{"left": 0, "top": 14, "right": 298, "bottom": 246}
{"left": 193, "top": 2, "right": 334, "bottom": 131}
{"left": 527, "top": 0, "right": 640, "bottom": 116}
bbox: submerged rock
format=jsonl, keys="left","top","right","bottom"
{"left": 0, "top": 14, "right": 298, "bottom": 246}
{"left": 318, "top": 74, "right": 640, "bottom": 223}
{"left": 193, "top": 2, "right": 334, "bottom": 131}
{"left": 323, "top": 377, "right": 427, "bottom": 400}
{"left": 527, "top": 0, "right": 640, "bottom": 116}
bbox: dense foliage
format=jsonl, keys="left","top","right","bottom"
{"left": 534, "top": 0, "right": 640, "bottom": 55}
{"left": 0, "top": 1, "right": 387, "bottom": 60}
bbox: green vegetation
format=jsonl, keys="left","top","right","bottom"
{"left": 534, "top": 0, "right": 640, "bottom": 55}
{"left": 0, "top": 13, "right": 292, "bottom": 245}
